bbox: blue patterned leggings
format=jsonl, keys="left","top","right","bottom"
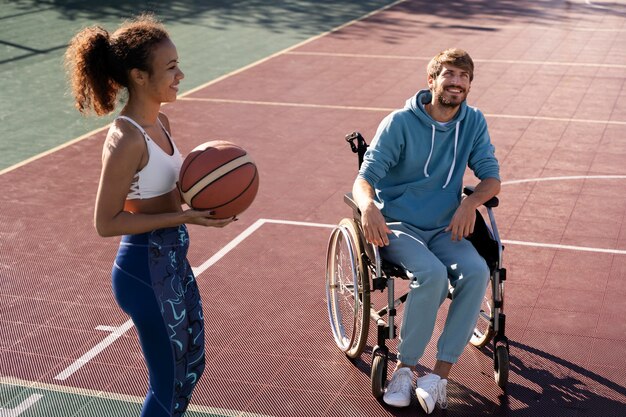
{"left": 112, "top": 225, "right": 205, "bottom": 417}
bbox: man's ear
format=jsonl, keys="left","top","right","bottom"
{"left": 427, "top": 74, "right": 435, "bottom": 90}
{"left": 129, "top": 68, "right": 148, "bottom": 86}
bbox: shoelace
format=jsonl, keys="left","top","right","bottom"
{"left": 437, "top": 380, "right": 448, "bottom": 409}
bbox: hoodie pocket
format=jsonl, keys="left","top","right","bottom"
{"left": 383, "top": 184, "right": 460, "bottom": 229}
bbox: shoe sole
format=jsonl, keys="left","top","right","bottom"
{"left": 416, "top": 395, "right": 434, "bottom": 414}
{"left": 382, "top": 396, "right": 411, "bottom": 408}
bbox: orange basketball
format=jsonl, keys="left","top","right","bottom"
{"left": 179, "top": 141, "right": 259, "bottom": 219}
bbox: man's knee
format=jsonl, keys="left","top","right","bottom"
{"left": 456, "top": 257, "right": 489, "bottom": 290}
{"left": 409, "top": 262, "right": 448, "bottom": 293}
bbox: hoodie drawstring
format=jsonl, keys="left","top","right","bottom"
{"left": 423, "top": 124, "right": 435, "bottom": 178}
{"left": 424, "top": 121, "right": 459, "bottom": 188}
{"left": 442, "top": 121, "right": 460, "bottom": 189}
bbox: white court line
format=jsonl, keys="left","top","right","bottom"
{"left": 95, "top": 325, "right": 118, "bottom": 332}
{"left": 192, "top": 218, "right": 336, "bottom": 276}
{"left": 178, "top": 97, "right": 392, "bottom": 112}
{"left": 287, "top": 50, "right": 626, "bottom": 69}
{"left": 584, "top": 0, "right": 626, "bottom": 10}
{"left": 502, "top": 175, "right": 626, "bottom": 185}
{"left": 262, "top": 218, "right": 336, "bottom": 228}
{"left": 179, "top": 97, "right": 626, "bottom": 126}
{"left": 0, "top": 394, "right": 43, "bottom": 417}
{"left": 54, "top": 320, "right": 134, "bottom": 381}
{"left": 502, "top": 239, "right": 626, "bottom": 255}
{"left": 192, "top": 218, "right": 266, "bottom": 276}
{"left": 260, "top": 218, "right": 626, "bottom": 256}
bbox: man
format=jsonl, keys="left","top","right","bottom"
{"left": 352, "top": 48, "right": 500, "bottom": 414}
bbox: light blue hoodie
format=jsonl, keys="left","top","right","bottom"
{"left": 358, "top": 89, "right": 500, "bottom": 231}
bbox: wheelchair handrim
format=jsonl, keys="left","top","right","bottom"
{"left": 325, "top": 225, "right": 361, "bottom": 352}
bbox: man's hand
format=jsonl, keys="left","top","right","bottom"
{"left": 446, "top": 177, "right": 501, "bottom": 240}
{"left": 446, "top": 200, "right": 476, "bottom": 241}
{"left": 353, "top": 177, "right": 391, "bottom": 247}
{"left": 361, "top": 202, "right": 391, "bottom": 247}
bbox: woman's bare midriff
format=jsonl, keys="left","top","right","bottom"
{"left": 123, "top": 189, "right": 183, "bottom": 215}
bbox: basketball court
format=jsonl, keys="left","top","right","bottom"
{"left": 1, "top": 0, "right": 626, "bottom": 416}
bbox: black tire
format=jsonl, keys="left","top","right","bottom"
{"left": 494, "top": 345, "right": 509, "bottom": 388}
{"left": 371, "top": 354, "right": 387, "bottom": 398}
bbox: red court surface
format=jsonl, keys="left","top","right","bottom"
{"left": 2, "top": 0, "right": 626, "bottom": 416}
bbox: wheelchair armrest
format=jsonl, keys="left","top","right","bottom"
{"left": 463, "top": 185, "right": 499, "bottom": 208}
{"left": 344, "top": 192, "right": 361, "bottom": 217}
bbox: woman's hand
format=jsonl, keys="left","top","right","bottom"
{"left": 182, "top": 209, "right": 237, "bottom": 228}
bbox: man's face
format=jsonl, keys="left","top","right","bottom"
{"left": 428, "top": 64, "right": 471, "bottom": 108}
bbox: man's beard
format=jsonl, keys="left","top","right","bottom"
{"left": 435, "top": 85, "right": 467, "bottom": 108}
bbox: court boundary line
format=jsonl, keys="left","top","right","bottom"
{"left": 0, "top": 377, "right": 271, "bottom": 417}
{"left": 255, "top": 218, "right": 626, "bottom": 255}
{"left": 0, "top": 393, "right": 43, "bottom": 416}
{"left": 178, "top": 97, "right": 626, "bottom": 126}
{"left": 180, "top": 0, "right": 405, "bottom": 98}
{"left": 54, "top": 320, "right": 134, "bottom": 381}
{"left": 502, "top": 175, "right": 626, "bottom": 186}
{"left": 286, "top": 51, "right": 626, "bottom": 69}
{"left": 0, "top": 0, "right": 406, "bottom": 177}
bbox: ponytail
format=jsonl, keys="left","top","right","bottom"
{"left": 65, "top": 26, "right": 120, "bottom": 115}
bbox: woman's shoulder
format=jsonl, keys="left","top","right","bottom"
{"left": 105, "top": 118, "right": 147, "bottom": 156}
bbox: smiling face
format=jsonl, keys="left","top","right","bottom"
{"left": 428, "top": 64, "right": 471, "bottom": 108}
{"left": 145, "top": 37, "right": 184, "bottom": 103}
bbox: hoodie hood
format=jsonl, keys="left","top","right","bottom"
{"left": 406, "top": 89, "right": 468, "bottom": 188}
{"left": 406, "top": 89, "right": 468, "bottom": 128}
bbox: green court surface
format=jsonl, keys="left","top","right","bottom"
{"left": 0, "top": 378, "right": 270, "bottom": 417}
{"left": 0, "top": 0, "right": 393, "bottom": 171}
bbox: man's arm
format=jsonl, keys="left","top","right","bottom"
{"left": 353, "top": 178, "right": 392, "bottom": 247}
{"left": 446, "top": 177, "right": 501, "bottom": 241}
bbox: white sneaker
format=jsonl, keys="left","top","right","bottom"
{"left": 416, "top": 373, "right": 448, "bottom": 414}
{"left": 382, "top": 367, "right": 413, "bottom": 407}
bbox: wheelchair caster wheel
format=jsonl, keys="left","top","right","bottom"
{"left": 371, "top": 350, "right": 388, "bottom": 398}
{"left": 494, "top": 344, "right": 509, "bottom": 388}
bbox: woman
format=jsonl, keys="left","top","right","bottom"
{"left": 65, "top": 14, "right": 233, "bottom": 417}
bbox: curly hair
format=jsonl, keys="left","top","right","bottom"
{"left": 64, "top": 14, "right": 169, "bottom": 116}
{"left": 427, "top": 48, "right": 474, "bottom": 82}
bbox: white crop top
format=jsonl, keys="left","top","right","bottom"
{"left": 117, "top": 115, "right": 183, "bottom": 200}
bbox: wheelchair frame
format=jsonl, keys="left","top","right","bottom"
{"left": 325, "top": 132, "right": 510, "bottom": 398}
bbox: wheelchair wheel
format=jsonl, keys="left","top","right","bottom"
{"left": 371, "top": 352, "right": 387, "bottom": 398}
{"left": 325, "top": 218, "right": 370, "bottom": 359}
{"left": 470, "top": 283, "right": 494, "bottom": 348}
{"left": 494, "top": 345, "right": 509, "bottom": 388}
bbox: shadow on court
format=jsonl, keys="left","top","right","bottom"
{"left": 4, "top": 0, "right": 393, "bottom": 31}
{"left": 0, "top": 0, "right": 395, "bottom": 171}
{"left": 349, "top": 340, "right": 626, "bottom": 416}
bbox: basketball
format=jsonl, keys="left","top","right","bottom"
{"left": 179, "top": 140, "right": 259, "bottom": 218}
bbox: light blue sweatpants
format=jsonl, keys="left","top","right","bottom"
{"left": 380, "top": 222, "right": 489, "bottom": 365}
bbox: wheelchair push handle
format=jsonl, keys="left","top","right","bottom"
{"left": 345, "top": 131, "right": 368, "bottom": 169}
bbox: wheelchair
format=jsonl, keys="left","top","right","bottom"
{"left": 325, "top": 132, "right": 510, "bottom": 398}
